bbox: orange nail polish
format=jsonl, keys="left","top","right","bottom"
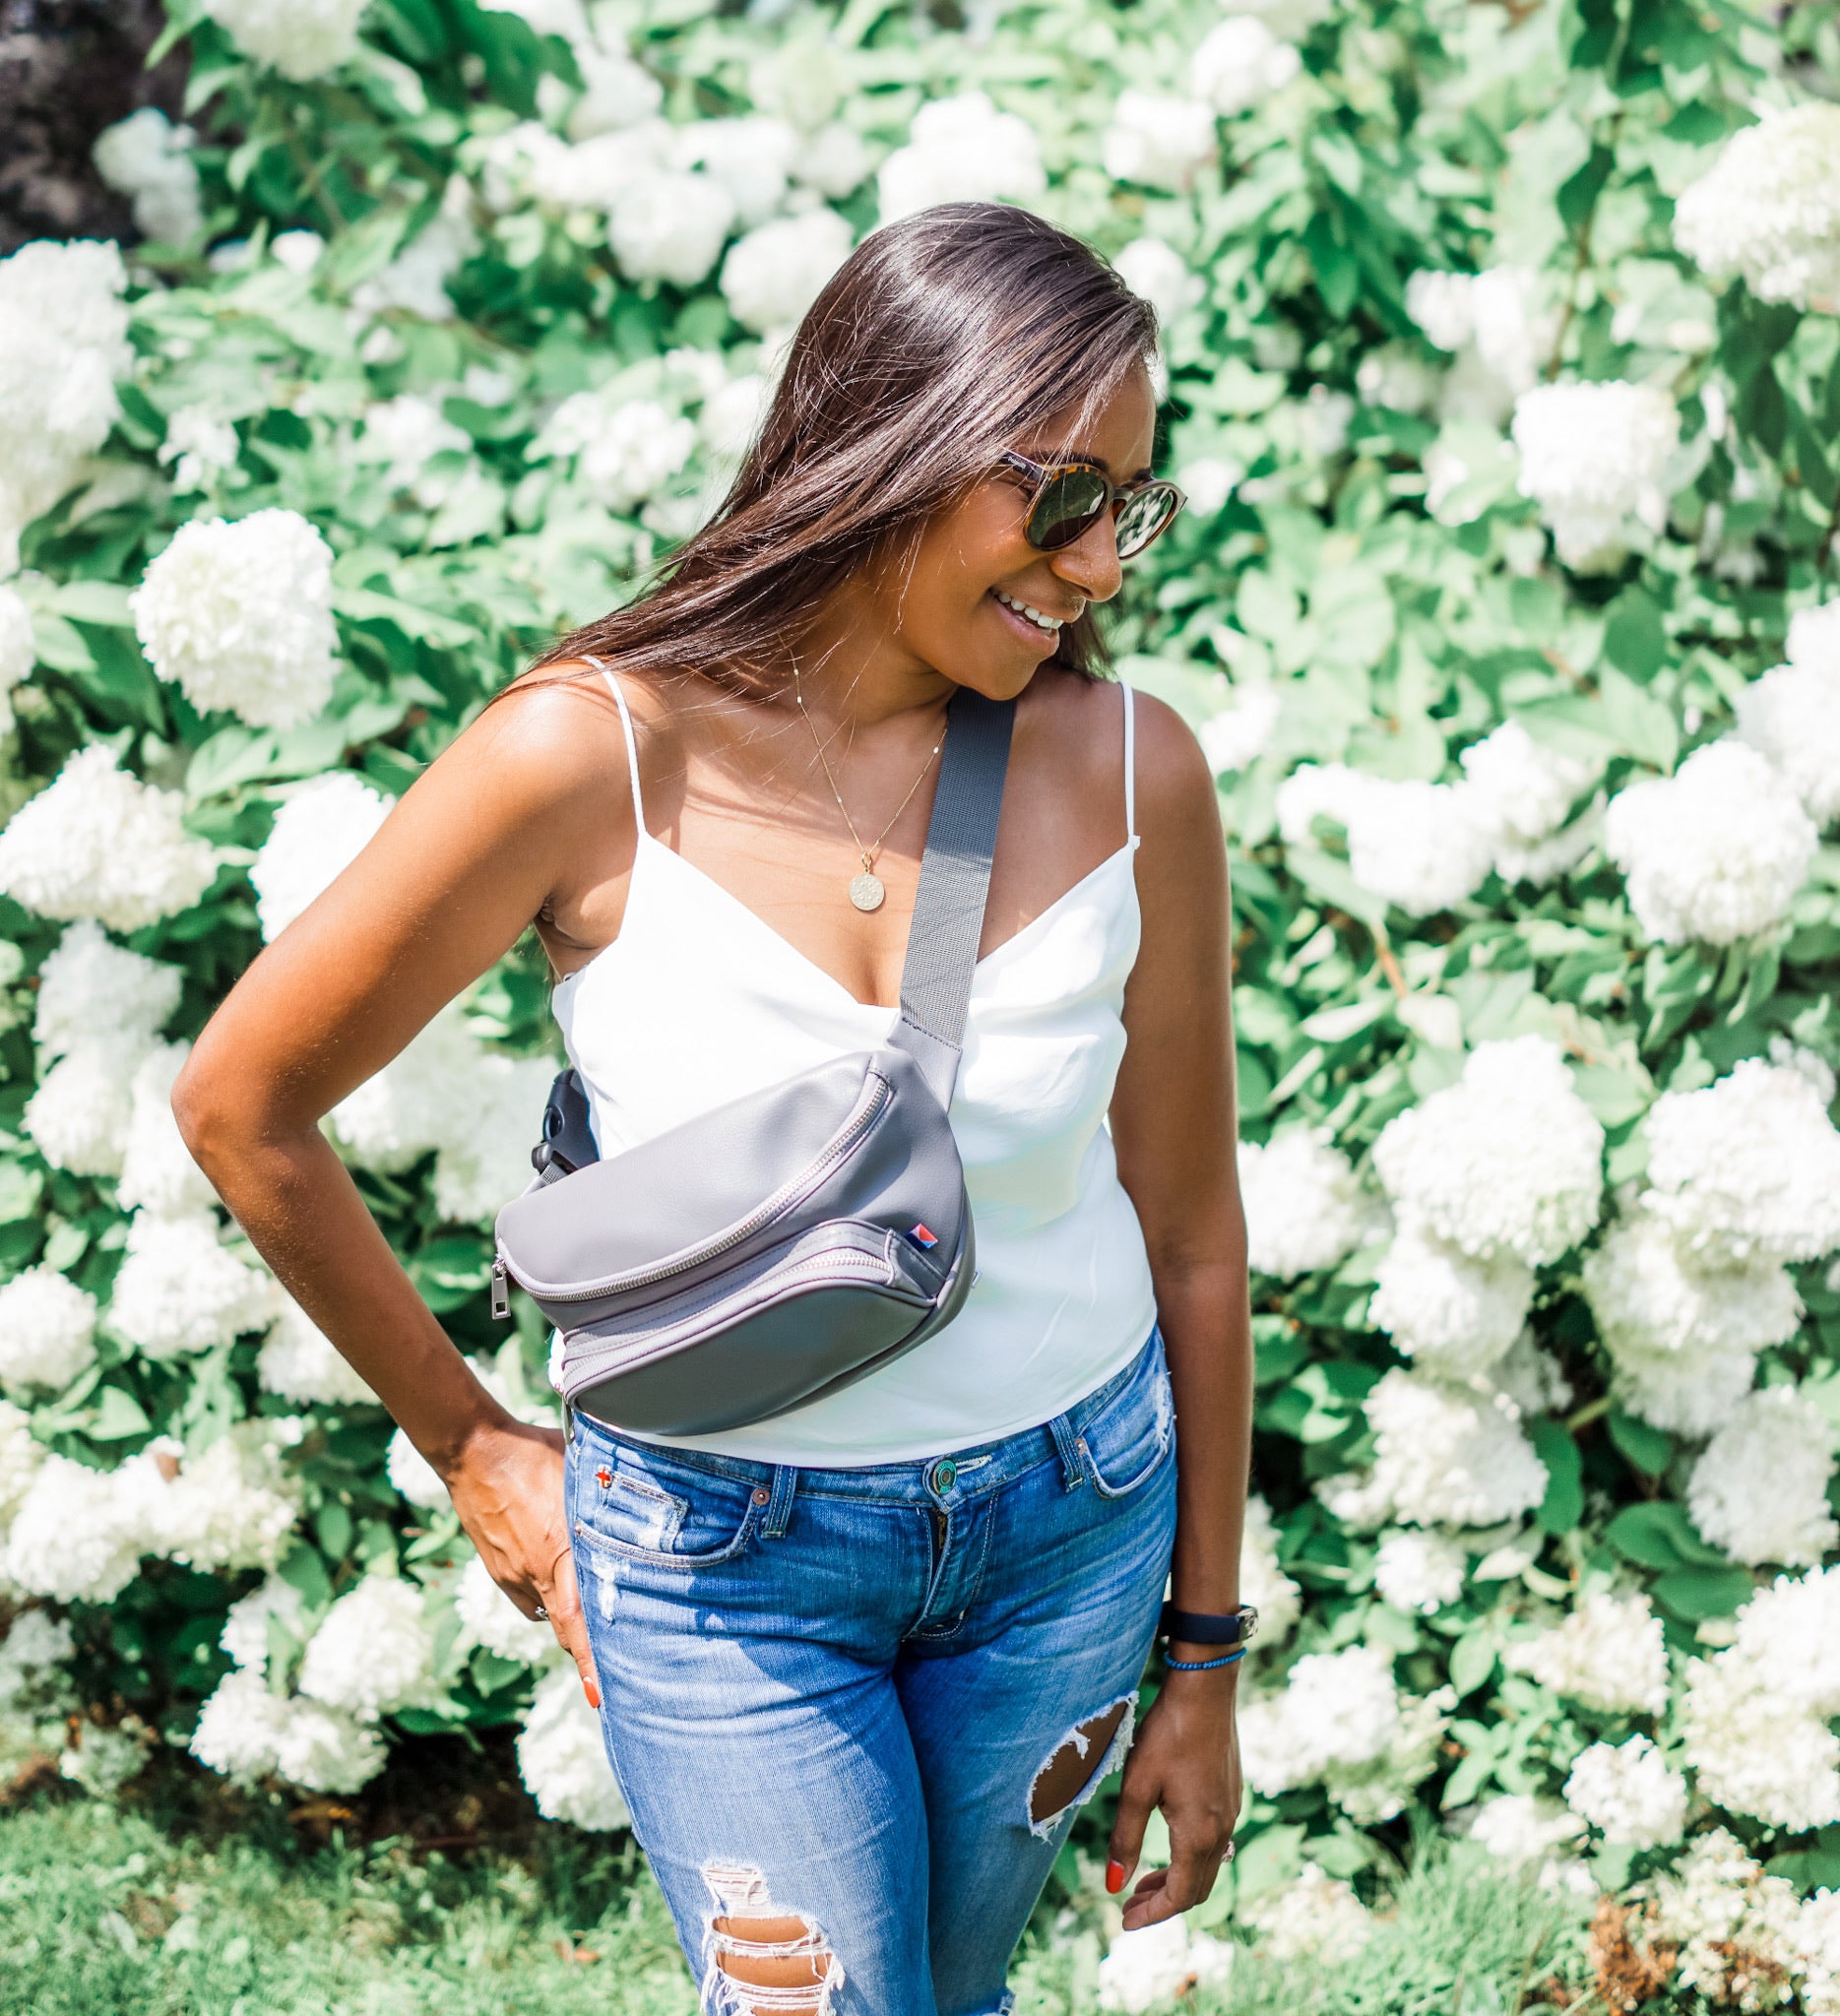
{"left": 583, "top": 1677, "right": 601, "bottom": 1709}
{"left": 1106, "top": 1859, "right": 1125, "bottom": 1895}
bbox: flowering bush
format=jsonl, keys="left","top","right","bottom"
{"left": 2, "top": 0, "right": 1839, "bottom": 1998}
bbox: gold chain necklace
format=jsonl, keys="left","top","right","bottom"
{"left": 792, "top": 666, "right": 945, "bottom": 913}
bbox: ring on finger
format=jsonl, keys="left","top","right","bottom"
{"left": 533, "top": 1605, "right": 548, "bottom": 1621}
{"left": 1225, "top": 1840, "right": 1237, "bottom": 1861}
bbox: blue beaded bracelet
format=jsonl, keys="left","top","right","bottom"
{"left": 1164, "top": 1646, "right": 1246, "bottom": 1672}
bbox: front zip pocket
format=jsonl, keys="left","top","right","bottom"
{"left": 493, "top": 1070, "right": 890, "bottom": 1315}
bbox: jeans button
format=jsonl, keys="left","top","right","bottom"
{"left": 930, "top": 1458, "right": 957, "bottom": 1494}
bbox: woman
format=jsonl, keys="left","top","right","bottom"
{"left": 173, "top": 201, "right": 1253, "bottom": 2014}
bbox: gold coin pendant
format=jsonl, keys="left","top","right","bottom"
{"left": 849, "top": 872, "right": 886, "bottom": 913}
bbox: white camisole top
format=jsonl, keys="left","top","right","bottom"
{"left": 546, "top": 663, "right": 1159, "bottom": 1466}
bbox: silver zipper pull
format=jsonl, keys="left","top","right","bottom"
{"left": 490, "top": 1256, "right": 510, "bottom": 1320}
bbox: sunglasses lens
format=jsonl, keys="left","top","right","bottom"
{"left": 1026, "top": 469, "right": 1111, "bottom": 549}
{"left": 1115, "top": 484, "right": 1179, "bottom": 558}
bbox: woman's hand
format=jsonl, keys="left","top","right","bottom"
{"left": 441, "top": 1416, "right": 601, "bottom": 1707}
{"left": 1106, "top": 1668, "right": 1242, "bottom": 1929}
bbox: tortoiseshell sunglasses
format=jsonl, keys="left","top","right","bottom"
{"left": 997, "top": 449, "right": 1185, "bottom": 559}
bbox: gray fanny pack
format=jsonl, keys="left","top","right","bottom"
{"left": 488, "top": 686, "right": 1015, "bottom": 1438}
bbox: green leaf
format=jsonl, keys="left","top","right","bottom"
{"left": 89, "top": 1386, "right": 153, "bottom": 1441}
{"left": 0, "top": 1161, "right": 44, "bottom": 1225}
{"left": 1608, "top": 1409, "right": 1673, "bottom": 1478}
{"left": 1607, "top": 1499, "right": 1728, "bottom": 1569}
{"left": 1602, "top": 589, "right": 1666, "bottom": 681}
{"left": 314, "top": 1501, "right": 353, "bottom": 1559}
{"left": 1652, "top": 1564, "right": 1753, "bottom": 1621}
{"left": 1449, "top": 1627, "right": 1498, "bottom": 1699}
{"left": 1556, "top": 144, "right": 1614, "bottom": 232}
{"left": 1530, "top": 1418, "right": 1584, "bottom": 1535}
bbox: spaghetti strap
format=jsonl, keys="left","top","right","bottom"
{"left": 1121, "top": 679, "right": 1138, "bottom": 850}
{"left": 583, "top": 654, "right": 647, "bottom": 833}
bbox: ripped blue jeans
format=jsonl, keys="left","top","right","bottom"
{"left": 565, "top": 1323, "right": 1177, "bottom": 2015}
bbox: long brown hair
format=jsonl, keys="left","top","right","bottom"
{"left": 510, "top": 202, "right": 1158, "bottom": 703}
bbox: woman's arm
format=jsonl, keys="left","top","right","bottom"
{"left": 1105, "top": 686, "right": 1252, "bottom": 1930}
{"left": 170, "top": 670, "right": 630, "bottom": 1705}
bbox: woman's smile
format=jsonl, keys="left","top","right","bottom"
{"left": 988, "top": 585, "right": 1085, "bottom": 650}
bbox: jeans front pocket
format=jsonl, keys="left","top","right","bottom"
{"left": 570, "top": 1426, "right": 761, "bottom": 1568}
{"left": 1075, "top": 1330, "right": 1176, "bottom": 1500}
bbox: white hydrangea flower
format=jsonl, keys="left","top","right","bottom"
{"left": 0, "top": 1400, "right": 45, "bottom": 1525}
{"left": 1198, "top": 682, "right": 1278, "bottom": 774}
{"left": 517, "top": 1664, "right": 629, "bottom": 1829}
{"left": 258, "top": 1295, "right": 376, "bottom": 1406}
{"left": 1177, "top": 455, "right": 1244, "bottom": 519}
{"left": 117, "top": 1040, "right": 220, "bottom": 1218}
{"left": 431, "top": 1051, "right": 560, "bottom": 1225}
{"left": 534, "top": 392, "right": 695, "bottom": 514}
{"left": 299, "top": 1575, "right": 437, "bottom": 1719}
{"left": 387, "top": 1424, "right": 449, "bottom": 1509}
{"left": 327, "top": 998, "right": 478, "bottom": 1170}
{"left": 1275, "top": 762, "right": 1497, "bottom": 914}
{"left": 567, "top": 43, "right": 663, "bottom": 141}
{"left": 1097, "top": 1917, "right": 1235, "bottom": 2010}
{"left": 32, "top": 921, "right": 181, "bottom": 1061}
{"left": 607, "top": 171, "right": 736, "bottom": 289}
{"left": 1239, "top": 1643, "right": 1447, "bottom": 1821}
{"left": 1606, "top": 740, "right": 1817, "bottom": 945}
{"left": 1564, "top": 1734, "right": 1687, "bottom": 1849}
{"left": 1368, "top": 1220, "right": 1534, "bottom": 1372}
{"left": 23, "top": 1040, "right": 149, "bottom": 1177}
{"left": 0, "top": 583, "right": 33, "bottom": 732}
{"left": 1510, "top": 380, "right": 1680, "bottom": 570}
{"left": 1788, "top": 598, "right": 1840, "bottom": 675}
{"left": 1683, "top": 1635, "right": 1840, "bottom": 1833}
{"left": 1504, "top": 1590, "right": 1670, "bottom": 1714}
{"left": 720, "top": 208, "right": 854, "bottom": 339}
{"left": 700, "top": 373, "right": 768, "bottom": 463}
{"left": 1246, "top": 1863, "right": 1373, "bottom": 1965}
{"left": 1101, "top": 91, "right": 1217, "bottom": 193}
{"left": 131, "top": 509, "right": 339, "bottom": 730}
{"left": 159, "top": 407, "right": 240, "bottom": 491}
{"left": 1237, "top": 1126, "right": 1373, "bottom": 1278}
{"left": 456, "top": 1553, "right": 559, "bottom": 1667}
{"left": 1735, "top": 646, "right": 1840, "bottom": 827}
{"left": 1468, "top": 1795, "right": 1588, "bottom": 1891}
{"left": 1241, "top": 1494, "right": 1301, "bottom": 1648}
{"left": 1111, "top": 238, "right": 1203, "bottom": 333}
{"left": 1364, "top": 1369, "right": 1548, "bottom": 1528}
{"left": 0, "top": 744, "right": 218, "bottom": 930}
{"left": 250, "top": 772, "right": 394, "bottom": 943}
{"left": 1805, "top": 1895, "right": 1840, "bottom": 2016}
{"left": 156, "top": 1426, "right": 300, "bottom": 1573}
{"left": 794, "top": 123, "right": 870, "bottom": 201}
{"left": 1489, "top": 1326, "right": 1575, "bottom": 1418}
{"left": 1356, "top": 345, "right": 1441, "bottom": 415}
{"left": 92, "top": 108, "right": 202, "bottom": 244}
{"left": 1688, "top": 1386, "right": 1837, "bottom": 1566}
{"left": 200, "top": 0, "right": 365, "bottom": 78}
{"left": 103, "top": 1209, "right": 281, "bottom": 1358}
{"left": 220, "top": 1573, "right": 306, "bottom": 1671}
{"left": 0, "top": 1264, "right": 98, "bottom": 1396}
{"left": 1673, "top": 104, "right": 1840, "bottom": 311}
{"left": 1649, "top": 1829, "right": 1808, "bottom": 2010}
{"left": 876, "top": 93, "right": 1046, "bottom": 221}
{"left": 1642, "top": 1057, "right": 1840, "bottom": 1266}
{"left": 190, "top": 1668, "right": 386, "bottom": 1792}
{"left": 1191, "top": 17, "right": 1301, "bottom": 117}
{"left": 477, "top": 0, "right": 585, "bottom": 37}
{"left": 1459, "top": 722, "right": 1602, "bottom": 883}
{"left": 1405, "top": 266, "right": 1547, "bottom": 422}
{"left": 351, "top": 207, "right": 475, "bottom": 322}
{"left": 2, "top": 1451, "right": 148, "bottom": 1602}
{"left": 0, "top": 239, "right": 131, "bottom": 573}
{"left": 0, "top": 1608, "right": 76, "bottom": 1703}
{"left": 1373, "top": 1037, "right": 1604, "bottom": 1267}
{"left": 678, "top": 116, "right": 799, "bottom": 229}
{"left": 353, "top": 394, "right": 469, "bottom": 492}
{"left": 1373, "top": 1529, "right": 1467, "bottom": 1613}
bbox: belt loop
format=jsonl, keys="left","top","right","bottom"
{"left": 1047, "top": 1412, "right": 1087, "bottom": 1492}
{"left": 562, "top": 1398, "right": 576, "bottom": 1444}
{"left": 762, "top": 1463, "right": 797, "bottom": 1539}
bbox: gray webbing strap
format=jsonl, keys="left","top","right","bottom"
{"left": 889, "top": 687, "right": 1015, "bottom": 1105}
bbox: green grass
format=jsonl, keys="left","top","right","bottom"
{"left": 0, "top": 1788, "right": 1586, "bottom": 2016}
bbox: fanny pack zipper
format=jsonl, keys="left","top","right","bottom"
{"left": 492, "top": 1071, "right": 890, "bottom": 1318}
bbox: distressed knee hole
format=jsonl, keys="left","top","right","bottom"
{"left": 1027, "top": 1693, "right": 1137, "bottom": 1837}
{"left": 700, "top": 1864, "right": 844, "bottom": 2015}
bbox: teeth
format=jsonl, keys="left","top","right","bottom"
{"left": 995, "top": 590, "right": 1060, "bottom": 632}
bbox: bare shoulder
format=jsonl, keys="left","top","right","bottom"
{"left": 436, "top": 658, "right": 639, "bottom": 839}
{"left": 1125, "top": 685, "right": 1218, "bottom": 844}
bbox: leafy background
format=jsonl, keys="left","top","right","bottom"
{"left": 1, "top": 0, "right": 1839, "bottom": 2005}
